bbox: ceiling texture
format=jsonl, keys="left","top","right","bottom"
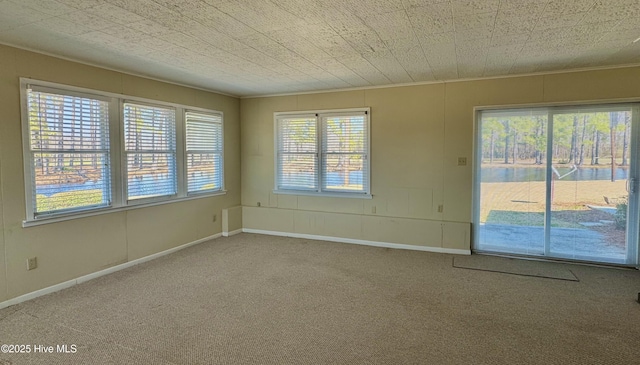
{"left": 0, "top": 0, "right": 639, "bottom": 97}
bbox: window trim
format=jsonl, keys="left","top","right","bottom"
{"left": 20, "top": 78, "right": 226, "bottom": 227}
{"left": 273, "top": 107, "right": 371, "bottom": 198}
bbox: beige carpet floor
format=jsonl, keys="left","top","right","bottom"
{"left": 1, "top": 233, "right": 639, "bottom": 364}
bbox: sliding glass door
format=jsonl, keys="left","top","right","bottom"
{"left": 474, "top": 104, "right": 639, "bottom": 266}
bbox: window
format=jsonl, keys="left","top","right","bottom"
{"left": 185, "top": 111, "right": 224, "bottom": 194}
{"left": 123, "top": 103, "right": 177, "bottom": 201}
{"left": 21, "top": 79, "right": 225, "bottom": 224}
{"left": 275, "top": 108, "right": 370, "bottom": 196}
{"left": 321, "top": 113, "right": 368, "bottom": 192}
{"left": 276, "top": 115, "right": 318, "bottom": 191}
{"left": 25, "top": 86, "right": 112, "bottom": 217}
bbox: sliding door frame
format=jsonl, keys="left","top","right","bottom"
{"left": 626, "top": 105, "right": 640, "bottom": 266}
{"left": 472, "top": 101, "right": 640, "bottom": 267}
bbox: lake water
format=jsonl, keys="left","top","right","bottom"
{"left": 481, "top": 166, "right": 629, "bottom": 183}
{"left": 37, "top": 173, "right": 216, "bottom": 197}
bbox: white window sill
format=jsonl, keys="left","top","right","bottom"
{"left": 22, "top": 190, "right": 227, "bottom": 228}
{"left": 273, "top": 189, "right": 372, "bottom": 199}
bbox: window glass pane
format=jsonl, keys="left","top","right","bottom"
{"left": 32, "top": 152, "right": 110, "bottom": 214}
{"left": 477, "top": 111, "right": 548, "bottom": 256}
{"left": 277, "top": 116, "right": 318, "bottom": 190}
{"left": 185, "top": 111, "right": 223, "bottom": 193}
{"left": 28, "top": 89, "right": 111, "bottom": 215}
{"left": 124, "top": 103, "right": 176, "bottom": 200}
{"left": 322, "top": 114, "right": 368, "bottom": 193}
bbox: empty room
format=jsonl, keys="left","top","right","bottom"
{"left": 0, "top": 0, "right": 639, "bottom": 364}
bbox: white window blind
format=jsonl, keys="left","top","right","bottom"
{"left": 21, "top": 79, "right": 227, "bottom": 224}
{"left": 185, "top": 111, "right": 224, "bottom": 193}
{"left": 276, "top": 115, "right": 319, "bottom": 190}
{"left": 26, "top": 87, "right": 112, "bottom": 217}
{"left": 123, "top": 102, "right": 177, "bottom": 200}
{"left": 275, "top": 108, "right": 370, "bottom": 196}
{"left": 321, "top": 113, "right": 368, "bottom": 193}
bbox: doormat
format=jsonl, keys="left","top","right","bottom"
{"left": 453, "top": 255, "right": 579, "bottom": 281}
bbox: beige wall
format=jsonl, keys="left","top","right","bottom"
{"left": 241, "top": 67, "right": 640, "bottom": 251}
{"left": 222, "top": 205, "right": 243, "bottom": 235}
{"left": 3, "top": 41, "right": 640, "bottom": 303}
{"left": 0, "top": 44, "right": 241, "bottom": 302}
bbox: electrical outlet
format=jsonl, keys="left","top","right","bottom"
{"left": 437, "top": 204, "right": 444, "bottom": 213}
{"left": 257, "top": 202, "right": 261, "bottom": 207}
{"left": 212, "top": 214, "right": 217, "bottom": 222}
{"left": 457, "top": 157, "right": 467, "bottom": 166}
{"left": 27, "top": 257, "right": 37, "bottom": 271}
{"left": 371, "top": 206, "right": 376, "bottom": 214}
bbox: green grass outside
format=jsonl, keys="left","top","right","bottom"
{"left": 37, "top": 189, "right": 104, "bottom": 213}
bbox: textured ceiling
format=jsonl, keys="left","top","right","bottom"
{"left": 0, "top": 0, "right": 639, "bottom": 97}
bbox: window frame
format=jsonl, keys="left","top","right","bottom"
{"left": 20, "top": 78, "right": 226, "bottom": 226}
{"left": 122, "top": 100, "right": 179, "bottom": 205}
{"left": 275, "top": 113, "right": 320, "bottom": 192}
{"left": 22, "top": 84, "right": 115, "bottom": 218}
{"left": 273, "top": 107, "right": 371, "bottom": 198}
{"left": 184, "top": 110, "right": 225, "bottom": 196}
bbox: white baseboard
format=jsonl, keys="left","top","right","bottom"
{"left": 242, "top": 229, "right": 471, "bottom": 255}
{"left": 0, "top": 233, "right": 222, "bottom": 311}
{"left": 222, "top": 229, "right": 243, "bottom": 237}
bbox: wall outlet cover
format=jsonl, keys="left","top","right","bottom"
{"left": 27, "top": 257, "right": 37, "bottom": 270}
